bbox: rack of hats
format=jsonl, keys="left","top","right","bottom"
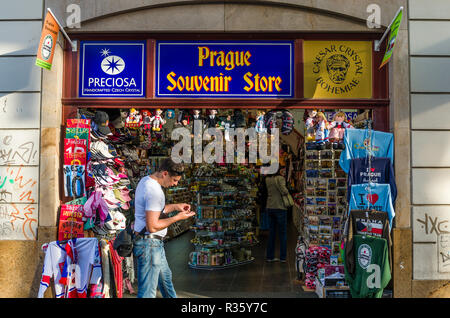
{"left": 44, "top": 112, "right": 134, "bottom": 299}
{"left": 104, "top": 107, "right": 197, "bottom": 239}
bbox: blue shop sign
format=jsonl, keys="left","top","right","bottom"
{"left": 155, "top": 41, "right": 294, "bottom": 98}
{"left": 79, "top": 41, "right": 146, "bottom": 97}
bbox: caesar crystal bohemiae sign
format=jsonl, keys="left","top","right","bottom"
{"left": 303, "top": 41, "right": 373, "bottom": 99}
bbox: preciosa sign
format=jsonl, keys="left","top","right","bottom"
{"left": 79, "top": 41, "right": 146, "bottom": 97}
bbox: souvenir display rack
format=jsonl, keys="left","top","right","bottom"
{"left": 164, "top": 166, "right": 196, "bottom": 239}
{"left": 300, "top": 119, "right": 350, "bottom": 293}
{"left": 303, "top": 145, "right": 347, "bottom": 254}
{"left": 188, "top": 164, "right": 259, "bottom": 270}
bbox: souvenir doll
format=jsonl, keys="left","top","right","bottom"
{"left": 141, "top": 109, "right": 152, "bottom": 131}
{"left": 192, "top": 109, "right": 203, "bottom": 121}
{"left": 328, "top": 111, "right": 354, "bottom": 149}
{"left": 205, "top": 109, "right": 219, "bottom": 128}
{"left": 163, "top": 109, "right": 176, "bottom": 131}
{"left": 191, "top": 109, "right": 204, "bottom": 128}
{"left": 305, "top": 109, "right": 317, "bottom": 142}
{"left": 221, "top": 113, "right": 233, "bottom": 141}
{"left": 126, "top": 108, "right": 141, "bottom": 124}
{"left": 125, "top": 108, "right": 142, "bottom": 129}
{"left": 176, "top": 109, "right": 190, "bottom": 127}
{"left": 314, "top": 111, "right": 329, "bottom": 150}
{"left": 150, "top": 109, "right": 166, "bottom": 132}
{"left": 166, "top": 109, "right": 175, "bottom": 120}
{"left": 255, "top": 110, "right": 266, "bottom": 133}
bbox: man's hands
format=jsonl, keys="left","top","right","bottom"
{"left": 174, "top": 203, "right": 191, "bottom": 212}
{"left": 175, "top": 203, "right": 195, "bottom": 220}
{"left": 177, "top": 209, "right": 196, "bottom": 220}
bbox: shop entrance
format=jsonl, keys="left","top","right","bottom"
{"left": 61, "top": 105, "right": 388, "bottom": 298}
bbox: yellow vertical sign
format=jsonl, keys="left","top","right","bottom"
{"left": 36, "top": 11, "right": 60, "bottom": 70}
{"left": 303, "top": 41, "right": 372, "bottom": 99}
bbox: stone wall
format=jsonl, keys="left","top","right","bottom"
{"left": 0, "top": 0, "right": 43, "bottom": 297}
{"left": 408, "top": 0, "right": 450, "bottom": 296}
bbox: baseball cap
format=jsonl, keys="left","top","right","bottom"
{"left": 111, "top": 115, "right": 125, "bottom": 129}
{"left": 103, "top": 189, "right": 121, "bottom": 204}
{"left": 93, "top": 111, "right": 112, "bottom": 135}
{"left": 113, "top": 211, "right": 126, "bottom": 230}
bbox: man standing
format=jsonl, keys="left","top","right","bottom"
{"left": 133, "top": 158, "right": 195, "bottom": 298}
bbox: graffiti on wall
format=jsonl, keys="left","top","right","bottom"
{"left": 416, "top": 213, "right": 450, "bottom": 237}
{"left": 438, "top": 234, "right": 450, "bottom": 273}
{"left": 0, "top": 166, "right": 38, "bottom": 240}
{"left": 414, "top": 208, "right": 450, "bottom": 275}
{"left": 0, "top": 131, "right": 39, "bottom": 166}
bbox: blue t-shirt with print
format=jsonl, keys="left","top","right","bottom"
{"left": 347, "top": 157, "right": 397, "bottom": 203}
{"left": 339, "top": 129, "right": 394, "bottom": 173}
{"left": 348, "top": 183, "right": 395, "bottom": 230}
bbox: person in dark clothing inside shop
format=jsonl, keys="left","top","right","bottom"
{"left": 265, "top": 167, "right": 290, "bottom": 263}
{"left": 133, "top": 158, "right": 196, "bottom": 298}
{"left": 258, "top": 166, "right": 270, "bottom": 232}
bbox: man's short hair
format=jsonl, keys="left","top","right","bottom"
{"left": 158, "top": 158, "right": 185, "bottom": 177}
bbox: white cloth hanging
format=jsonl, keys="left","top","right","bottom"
{"left": 38, "top": 238, "right": 102, "bottom": 298}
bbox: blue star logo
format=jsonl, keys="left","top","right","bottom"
{"left": 101, "top": 55, "right": 125, "bottom": 75}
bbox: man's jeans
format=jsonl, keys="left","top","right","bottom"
{"left": 133, "top": 237, "right": 177, "bottom": 298}
{"left": 266, "top": 209, "right": 287, "bottom": 261}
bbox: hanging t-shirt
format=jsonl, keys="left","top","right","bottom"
{"left": 347, "top": 157, "right": 397, "bottom": 203}
{"left": 38, "top": 238, "right": 102, "bottom": 298}
{"left": 346, "top": 210, "right": 392, "bottom": 276}
{"left": 344, "top": 235, "right": 391, "bottom": 298}
{"left": 348, "top": 183, "right": 395, "bottom": 230}
{"left": 339, "top": 129, "right": 394, "bottom": 173}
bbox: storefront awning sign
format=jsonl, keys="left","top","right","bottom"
{"left": 155, "top": 41, "right": 294, "bottom": 98}
{"left": 79, "top": 41, "right": 146, "bottom": 97}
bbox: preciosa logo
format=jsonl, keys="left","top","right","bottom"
{"left": 100, "top": 49, "right": 125, "bottom": 75}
